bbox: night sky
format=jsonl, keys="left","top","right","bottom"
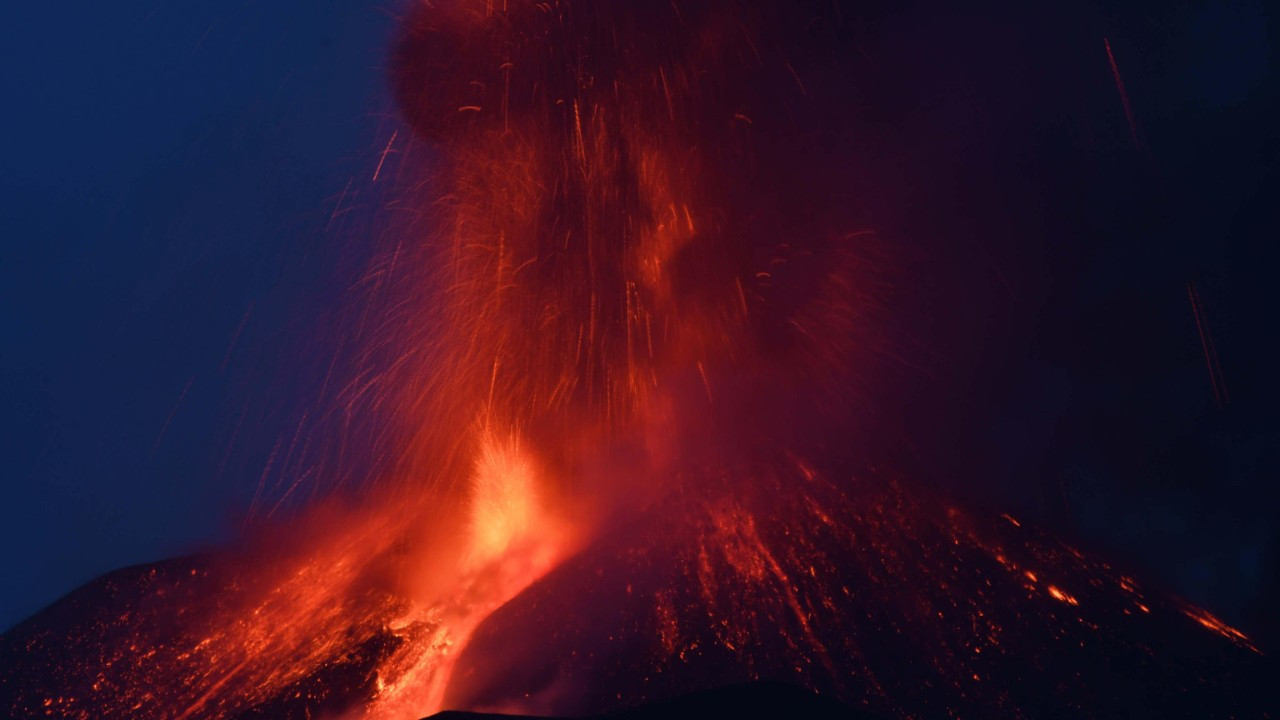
{"left": 2, "top": 0, "right": 1277, "bottom": 657}
{"left": 0, "top": 1, "right": 399, "bottom": 629}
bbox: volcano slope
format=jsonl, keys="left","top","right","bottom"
{"left": 1, "top": 474, "right": 1273, "bottom": 719}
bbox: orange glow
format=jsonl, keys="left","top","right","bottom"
{"left": 466, "top": 433, "right": 544, "bottom": 566}
{"left": 1047, "top": 586, "right": 1079, "bottom": 606}
{"left": 1181, "top": 606, "right": 1258, "bottom": 653}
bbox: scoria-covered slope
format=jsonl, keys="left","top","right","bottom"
{"left": 445, "top": 471, "right": 1273, "bottom": 718}
{"left": 3, "top": 471, "right": 1272, "bottom": 719}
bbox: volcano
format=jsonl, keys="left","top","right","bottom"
{"left": 3, "top": 473, "right": 1272, "bottom": 718}
{"left": 2, "top": 1, "right": 1275, "bottom": 719}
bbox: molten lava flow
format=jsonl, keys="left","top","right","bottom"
{"left": 358, "top": 434, "right": 573, "bottom": 720}
{"left": 1, "top": 2, "right": 1271, "bottom": 719}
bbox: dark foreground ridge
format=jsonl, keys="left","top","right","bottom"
{"left": 426, "top": 682, "right": 881, "bottom": 720}
{"left": 2, "top": 481, "right": 1276, "bottom": 719}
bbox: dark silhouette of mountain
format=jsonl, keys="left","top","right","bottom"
{"left": 2, "top": 480, "right": 1275, "bottom": 719}
{"left": 425, "top": 682, "right": 881, "bottom": 720}
{"left": 443, "top": 479, "right": 1278, "bottom": 719}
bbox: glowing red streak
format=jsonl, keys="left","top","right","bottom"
{"left": 1104, "top": 37, "right": 1140, "bottom": 148}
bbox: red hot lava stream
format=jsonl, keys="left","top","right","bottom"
{"left": 1, "top": 2, "right": 1269, "bottom": 720}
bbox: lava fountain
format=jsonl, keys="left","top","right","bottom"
{"left": 1, "top": 2, "right": 1272, "bottom": 719}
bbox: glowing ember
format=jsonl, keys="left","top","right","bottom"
{"left": 1181, "top": 605, "right": 1258, "bottom": 653}
{"left": 1047, "top": 585, "right": 1079, "bottom": 606}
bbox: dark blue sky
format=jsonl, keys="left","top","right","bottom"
{"left": 0, "top": 1, "right": 398, "bottom": 629}
{"left": 2, "top": 0, "right": 1277, "bottom": 648}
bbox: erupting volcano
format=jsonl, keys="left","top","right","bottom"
{"left": 2, "top": 2, "right": 1274, "bottom": 719}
